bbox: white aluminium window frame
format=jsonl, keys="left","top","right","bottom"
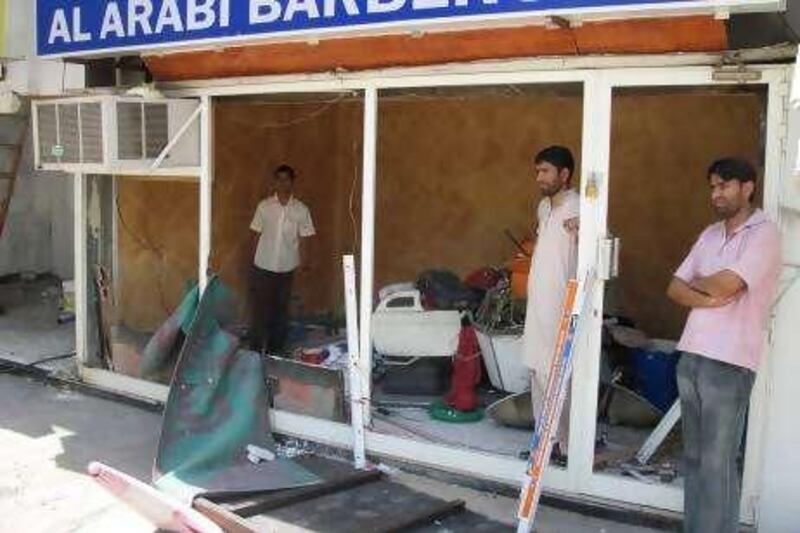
{"left": 74, "top": 59, "right": 791, "bottom": 523}
{"left": 569, "top": 65, "right": 789, "bottom": 523}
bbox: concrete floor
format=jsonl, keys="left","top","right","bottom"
{"left": 0, "top": 276, "right": 76, "bottom": 374}
{"left": 0, "top": 374, "right": 159, "bottom": 533}
{"left": 0, "top": 373, "right": 667, "bottom": 533}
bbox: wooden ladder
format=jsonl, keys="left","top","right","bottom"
{"left": 0, "top": 102, "right": 29, "bottom": 239}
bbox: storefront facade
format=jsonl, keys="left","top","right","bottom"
{"left": 34, "top": 0, "right": 800, "bottom": 529}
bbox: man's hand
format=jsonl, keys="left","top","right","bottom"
{"left": 707, "top": 292, "right": 740, "bottom": 308}
{"left": 563, "top": 217, "right": 580, "bottom": 236}
{"left": 690, "top": 270, "right": 746, "bottom": 300}
{"left": 667, "top": 277, "right": 739, "bottom": 309}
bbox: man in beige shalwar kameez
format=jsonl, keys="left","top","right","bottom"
{"left": 521, "top": 146, "right": 580, "bottom": 462}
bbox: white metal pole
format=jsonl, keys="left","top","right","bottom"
{"left": 74, "top": 173, "right": 88, "bottom": 368}
{"left": 199, "top": 96, "right": 213, "bottom": 293}
{"left": 359, "top": 86, "right": 378, "bottom": 426}
{"left": 343, "top": 255, "right": 367, "bottom": 469}
{"left": 635, "top": 400, "right": 681, "bottom": 465}
{"left": 567, "top": 73, "right": 612, "bottom": 491}
{"left": 739, "top": 67, "right": 789, "bottom": 525}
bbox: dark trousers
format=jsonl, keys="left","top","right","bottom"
{"left": 250, "top": 267, "right": 294, "bottom": 355}
{"left": 677, "top": 352, "right": 755, "bottom": 533}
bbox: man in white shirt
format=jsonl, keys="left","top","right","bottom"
{"left": 520, "top": 146, "right": 580, "bottom": 462}
{"left": 249, "top": 165, "right": 316, "bottom": 355}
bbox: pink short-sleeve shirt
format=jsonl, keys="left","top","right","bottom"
{"left": 674, "top": 209, "right": 782, "bottom": 371}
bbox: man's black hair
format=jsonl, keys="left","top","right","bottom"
{"left": 274, "top": 164, "right": 296, "bottom": 180}
{"left": 707, "top": 157, "right": 757, "bottom": 201}
{"left": 535, "top": 146, "right": 575, "bottom": 180}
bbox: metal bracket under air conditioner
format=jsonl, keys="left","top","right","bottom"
{"left": 149, "top": 101, "right": 202, "bottom": 171}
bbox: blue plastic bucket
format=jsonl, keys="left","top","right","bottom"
{"left": 631, "top": 340, "right": 679, "bottom": 413}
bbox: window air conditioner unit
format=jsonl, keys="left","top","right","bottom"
{"left": 33, "top": 96, "right": 200, "bottom": 174}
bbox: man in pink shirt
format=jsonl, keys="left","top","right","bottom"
{"left": 667, "top": 157, "right": 781, "bottom": 533}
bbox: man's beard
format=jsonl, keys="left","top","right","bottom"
{"left": 539, "top": 184, "right": 562, "bottom": 197}
{"left": 713, "top": 201, "right": 744, "bottom": 220}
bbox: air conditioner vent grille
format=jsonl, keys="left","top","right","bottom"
{"left": 34, "top": 97, "right": 200, "bottom": 172}
{"left": 80, "top": 102, "right": 103, "bottom": 163}
{"left": 37, "top": 104, "right": 58, "bottom": 164}
{"left": 144, "top": 103, "right": 169, "bottom": 159}
{"left": 117, "top": 102, "right": 143, "bottom": 160}
{"left": 58, "top": 104, "right": 80, "bottom": 164}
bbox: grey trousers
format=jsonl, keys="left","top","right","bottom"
{"left": 677, "top": 352, "right": 755, "bottom": 533}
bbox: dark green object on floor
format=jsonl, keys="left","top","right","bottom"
{"left": 428, "top": 400, "right": 484, "bottom": 423}
{"left": 147, "top": 276, "right": 320, "bottom": 501}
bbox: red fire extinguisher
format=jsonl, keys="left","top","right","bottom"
{"left": 444, "top": 318, "right": 482, "bottom": 412}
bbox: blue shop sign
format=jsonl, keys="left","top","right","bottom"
{"left": 36, "top": 0, "right": 778, "bottom": 57}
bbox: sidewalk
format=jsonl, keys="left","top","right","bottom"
{"left": 0, "top": 373, "right": 667, "bottom": 532}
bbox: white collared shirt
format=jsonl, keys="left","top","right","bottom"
{"left": 250, "top": 195, "right": 316, "bottom": 273}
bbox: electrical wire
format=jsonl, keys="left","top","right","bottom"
{"left": 349, "top": 154, "right": 360, "bottom": 252}
{"left": 0, "top": 351, "right": 77, "bottom": 375}
{"left": 114, "top": 193, "right": 173, "bottom": 315}
{"left": 26, "top": 352, "right": 77, "bottom": 368}
{"left": 780, "top": 15, "right": 800, "bottom": 44}
{"left": 349, "top": 109, "right": 361, "bottom": 253}
{"left": 372, "top": 408, "right": 523, "bottom": 457}
{"left": 569, "top": 27, "right": 582, "bottom": 56}
{"left": 221, "top": 93, "right": 350, "bottom": 130}
{"left": 219, "top": 93, "right": 357, "bottom": 107}
{"left": 225, "top": 87, "right": 555, "bottom": 109}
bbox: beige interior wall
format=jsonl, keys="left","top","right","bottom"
{"left": 374, "top": 92, "right": 583, "bottom": 288}
{"left": 117, "top": 179, "right": 199, "bottom": 332}
{"left": 608, "top": 89, "right": 763, "bottom": 339}
{"left": 116, "top": 89, "right": 763, "bottom": 341}
{"left": 209, "top": 99, "right": 364, "bottom": 320}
